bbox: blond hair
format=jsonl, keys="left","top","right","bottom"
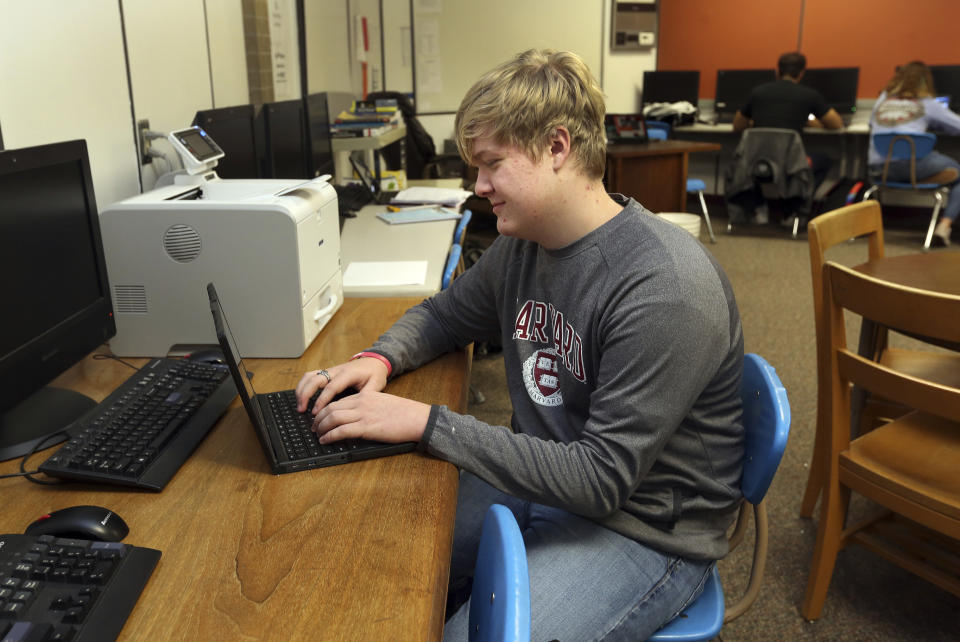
{"left": 885, "top": 61, "right": 936, "bottom": 99}
{"left": 455, "top": 49, "right": 607, "bottom": 179}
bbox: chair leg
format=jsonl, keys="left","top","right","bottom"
{"left": 799, "top": 420, "right": 825, "bottom": 518}
{"left": 697, "top": 191, "right": 716, "bottom": 243}
{"left": 801, "top": 470, "right": 852, "bottom": 620}
{"left": 923, "top": 192, "right": 945, "bottom": 250}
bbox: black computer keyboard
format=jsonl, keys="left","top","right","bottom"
{"left": 334, "top": 182, "right": 375, "bottom": 214}
{"left": 0, "top": 533, "right": 160, "bottom": 642}
{"left": 38, "top": 358, "right": 237, "bottom": 491}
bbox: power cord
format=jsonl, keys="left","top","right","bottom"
{"left": 92, "top": 353, "right": 141, "bottom": 371}
{"left": 0, "top": 430, "right": 71, "bottom": 485}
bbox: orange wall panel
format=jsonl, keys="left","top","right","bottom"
{"left": 658, "top": 0, "right": 960, "bottom": 101}
{"left": 658, "top": 0, "right": 803, "bottom": 100}
{"left": 802, "top": 0, "right": 960, "bottom": 98}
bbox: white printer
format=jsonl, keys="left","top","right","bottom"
{"left": 100, "top": 146, "right": 343, "bottom": 357}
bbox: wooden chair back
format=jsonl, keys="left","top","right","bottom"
{"left": 801, "top": 201, "right": 886, "bottom": 517}
{"left": 825, "top": 262, "right": 960, "bottom": 425}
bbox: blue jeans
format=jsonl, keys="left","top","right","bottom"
{"left": 442, "top": 473, "right": 714, "bottom": 641}
{"left": 871, "top": 150, "right": 960, "bottom": 221}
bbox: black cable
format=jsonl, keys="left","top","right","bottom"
{"left": 92, "top": 353, "right": 141, "bottom": 371}
{"left": 18, "top": 430, "right": 70, "bottom": 486}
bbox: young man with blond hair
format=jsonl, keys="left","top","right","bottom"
{"left": 296, "top": 49, "right": 744, "bottom": 640}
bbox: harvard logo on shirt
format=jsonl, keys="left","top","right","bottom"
{"left": 522, "top": 349, "right": 563, "bottom": 406}
{"left": 514, "top": 299, "right": 586, "bottom": 406}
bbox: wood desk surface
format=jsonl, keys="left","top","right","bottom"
{"left": 340, "top": 205, "right": 457, "bottom": 298}
{"left": 854, "top": 252, "right": 960, "bottom": 296}
{"left": 606, "top": 139, "right": 722, "bottom": 158}
{"left": 0, "top": 297, "right": 468, "bottom": 641}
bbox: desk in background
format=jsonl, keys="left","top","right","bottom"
{"left": 339, "top": 203, "right": 458, "bottom": 297}
{"left": 605, "top": 140, "right": 722, "bottom": 213}
{"left": 0, "top": 297, "right": 470, "bottom": 641}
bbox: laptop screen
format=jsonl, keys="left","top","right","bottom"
{"left": 206, "top": 283, "right": 271, "bottom": 439}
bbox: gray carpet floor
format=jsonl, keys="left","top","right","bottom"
{"left": 464, "top": 214, "right": 960, "bottom": 640}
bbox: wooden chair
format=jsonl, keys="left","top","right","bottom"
{"left": 800, "top": 201, "right": 960, "bottom": 518}
{"left": 801, "top": 261, "right": 960, "bottom": 620}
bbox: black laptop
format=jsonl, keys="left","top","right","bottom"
{"left": 206, "top": 283, "right": 414, "bottom": 474}
{"left": 349, "top": 155, "right": 399, "bottom": 204}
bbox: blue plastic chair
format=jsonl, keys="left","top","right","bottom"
{"left": 455, "top": 209, "right": 473, "bottom": 245}
{"left": 644, "top": 121, "right": 716, "bottom": 243}
{"left": 442, "top": 243, "right": 462, "bottom": 290}
{"left": 862, "top": 132, "right": 951, "bottom": 249}
{"left": 469, "top": 504, "right": 531, "bottom": 642}
{"left": 649, "top": 353, "right": 791, "bottom": 640}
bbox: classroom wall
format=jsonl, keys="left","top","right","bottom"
{"left": 658, "top": 0, "right": 959, "bottom": 102}
{"left": 1, "top": 0, "right": 664, "bottom": 206}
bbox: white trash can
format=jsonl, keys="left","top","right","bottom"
{"left": 657, "top": 212, "right": 701, "bottom": 238}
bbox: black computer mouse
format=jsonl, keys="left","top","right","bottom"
{"left": 187, "top": 348, "right": 226, "bottom": 364}
{"left": 25, "top": 505, "right": 129, "bottom": 542}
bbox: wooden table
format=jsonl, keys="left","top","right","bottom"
{"left": 0, "top": 298, "right": 469, "bottom": 640}
{"left": 605, "top": 140, "right": 722, "bottom": 213}
{"left": 854, "top": 252, "right": 960, "bottom": 295}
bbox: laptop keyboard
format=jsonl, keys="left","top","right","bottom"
{"left": 0, "top": 533, "right": 159, "bottom": 641}
{"left": 266, "top": 389, "right": 375, "bottom": 460}
{"left": 38, "top": 359, "right": 237, "bottom": 491}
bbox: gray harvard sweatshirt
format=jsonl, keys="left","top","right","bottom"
{"left": 367, "top": 196, "right": 744, "bottom": 560}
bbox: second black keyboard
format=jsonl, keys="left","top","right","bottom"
{"left": 0, "top": 533, "right": 160, "bottom": 642}
{"left": 38, "top": 358, "right": 237, "bottom": 491}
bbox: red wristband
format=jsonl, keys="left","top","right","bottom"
{"left": 351, "top": 351, "right": 392, "bottom": 376}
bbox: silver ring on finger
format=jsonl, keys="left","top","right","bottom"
{"left": 317, "top": 369, "right": 332, "bottom": 384}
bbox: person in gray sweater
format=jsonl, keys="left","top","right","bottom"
{"left": 296, "top": 49, "right": 744, "bottom": 641}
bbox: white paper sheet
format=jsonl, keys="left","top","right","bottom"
{"left": 342, "top": 261, "right": 428, "bottom": 287}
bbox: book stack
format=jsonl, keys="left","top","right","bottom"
{"left": 330, "top": 99, "right": 402, "bottom": 138}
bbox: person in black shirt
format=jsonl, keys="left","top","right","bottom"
{"left": 734, "top": 52, "right": 842, "bottom": 193}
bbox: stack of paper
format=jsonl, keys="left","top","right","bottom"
{"left": 389, "top": 186, "right": 473, "bottom": 209}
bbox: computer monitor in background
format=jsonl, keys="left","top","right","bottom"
{"left": 0, "top": 140, "right": 116, "bottom": 461}
{"left": 261, "top": 98, "right": 309, "bottom": 179}
{"left": 642, "top": 70, "right": 700, "bottom": 106}
{"left": 714, "top": 69, "right": 777, "bottom": 121}
{"left": 192, "top": 104, "right": 260, "bottom": 178}
{"left": 800, "top": 67, "right": 860, "bottom": 116}
{"left": 305, "top": 92, "right": 334, "bottom": 178}
{"left": 930, "top": 65, "right": 960, "bottom": 112}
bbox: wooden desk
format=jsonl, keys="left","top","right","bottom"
{"left": 0, "top": 298, "right": 469, "bottom": 641}
{"left": 854, "top": 252, "right": 960, "bottom": 353}
{"left": 854, "top": 252, "right": 960, "bottom": 295}
{"left": 340, "top": 204, "right": 457, "bottom": 297}
{"left": 605, "top": 140, "right": 722, "bottom": 213}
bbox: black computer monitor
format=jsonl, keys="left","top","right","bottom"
{"left": 305, "top": 92, "right": 334, "bottom": 178}
{"left": 930, "top": 65, "right": 960, "bottom": 111}
{"left": 261, "top": 98, "right": 309, "bottom": 179}
{"left": 800, "top": 67, "right": 860, "bottom": 115}
{"left": 642, "top": 71, "right": 700, "bottom": 106}
{"left": 714, "top": 69, "right": 777, "bottom": 117}
{"left": 192, "top": 104, "right": 260, "bottom": 178}
{"left": 0, "top": 140, "right": 116, "bottom": 461}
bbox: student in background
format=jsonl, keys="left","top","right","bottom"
{"left": 734, "top": 51, "right": 843, "bottom": 190}
{"left": 869, "top": 61, "right": 960, "bottom": 247}
{"left": 296, "top": 49, "right": 745, "bottom": 640}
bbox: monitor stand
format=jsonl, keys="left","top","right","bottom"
{"left": 0, "top": 387, "right": 96, "bottom": 462}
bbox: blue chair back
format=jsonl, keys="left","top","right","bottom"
{"left": 455, "top": 209, "right": 473, "bottom": 245}
{"left": 442, "top": 243, "right": 462, "bottom": 290}
{"left": 469, "top": 504, "right": 531, "bottom": 642}
{"left": 648, "top": 353, "right": 790, "bottom": 641}
{"left": 646, "top": 120, "right": 671, "bottom": 141}
{"left": 872, "top": 131, "right": 936, "bottom": 162}
{"left": 740, "top": 353, "right": 791, "bottom": 504}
